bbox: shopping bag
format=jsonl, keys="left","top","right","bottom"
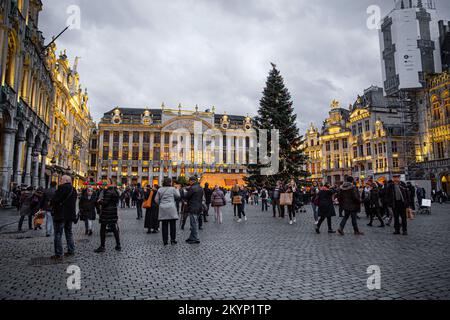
{"left": 280, "top": 193, "right": 293, "bottom": 206}
{"left": 232, "top": 196, "right": 242, "bottom": 205}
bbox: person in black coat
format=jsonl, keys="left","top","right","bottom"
{"left": 367, "top": 182, "right": 385, "bottom": 228}
{"left": 51, "top": 176, "right": 78, "bottom": 260}
{"left": 144, "top": 185, "right": 160, "bottom": 233}
{"left": 315, "top": 184, "right": 336, "bottom": 234}
{"left": 95, "top": 184, "right": 121, "bottom": 252}
{"left": 203, "top": 183, "right": 213, "bottom": 221}
{"left": 385, "top": 175, "right": 410, "bottom": 235}
{"left": 184, "top": 176, "right": 203, "bottom": 244}
{"left": 79, "top": 188, "right": 97, "bottom": 236}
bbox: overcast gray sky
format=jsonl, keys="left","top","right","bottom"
{"left": 39, "top": 0, "right": 450, "bottom": 133}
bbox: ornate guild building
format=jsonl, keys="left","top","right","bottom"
{"left": 45, "top": 46, "right": 94, "bottom": 188}
{"left": 1, "top": 0, "right": 53, "bottom": 196}
{"left": 414, "top": 72, "right": 450, "bottom": 193}
{"left": 89, "top": 105, "right": 254, "bottom": 187}
{"left": 0, "top": 0, "right": 93, "bottom": 199}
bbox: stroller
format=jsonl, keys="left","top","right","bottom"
{"left": 417, "top": 199, "right": 432, "bottom": 215}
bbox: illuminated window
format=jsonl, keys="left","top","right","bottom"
{"left": 103, "top": 131, "right": 110, "bottom": 142}
{"left": 392, "top": 141, "right": 398, "bottom": 153}
{"left": 325, "top": 141, "right": 331, "bottom": 151}
{"left": 133, "top": 132, "right": 139, "bottom": 143}
{"left": 333, "top": 140, "right": 339, "bottom": 151}
{"left": 132, "top": 146, "right": 139, "bottom": 160}
{"left": 366, "top": 143, "right": 371, "bottom": 156}
{"left": 123, "top": 131, "right": 129, "bottom": 143}
{"left": 342, "top": 138, "right": 348, "bottom": 149}
{"left": 102, "top": 147, "right": 109, "bottom": 160}
{"left": 113, "top": 131, "right": 119, "bottom": 143}
{"left": 393, "top": 158, "right": 399, "bottom": 168}
{"left": 122, "top": 147, "right": 129, "bottom": 160}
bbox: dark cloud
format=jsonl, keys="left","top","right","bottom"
{"left": 39, "top": 0, "right": 450, "bottom": 133}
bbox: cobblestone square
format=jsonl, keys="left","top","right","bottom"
{"left": 0, "top": 203, "right": 449, "bottom": 300}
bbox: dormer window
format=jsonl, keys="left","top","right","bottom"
{"left": 111, "top": 107, "right": 122, "bottom": 124}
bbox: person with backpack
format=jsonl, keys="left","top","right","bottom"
{"left": 211, "top": 185, "right": 226, "bottom": 224}
{"left": 133, "top": 183, "right": 145, "bottom": 220}
{"left": 260, "top": 187, "right": 269, "bottom": 212}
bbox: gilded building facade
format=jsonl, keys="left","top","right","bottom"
{"left": 45, "top": 46, "right": 94, "bottom": 188}
{"left": 304, "top": 87, "right": 412, "bottom": 186}
{"left": 89, "top": 105, "right": 254, "bottom": 187}
{"left": 348, "top": 86, "right": 409, "bottom": 183}
{"left": 414, "top": 72, "right": 450, "bottom": 193}
{"left": 0, "top": 0, "right": 53, "bottom": 197}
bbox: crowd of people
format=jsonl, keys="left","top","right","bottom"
{"left": 8, "top": 171, "right": 442, "bottom": 260}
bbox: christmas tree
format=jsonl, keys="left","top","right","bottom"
{"left": 247, "top": 63, "right": 308, "bottom": 186}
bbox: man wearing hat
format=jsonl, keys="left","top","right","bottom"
{"left": 385, "top": 174, "right": 410, "bottom": 235}
{"left": 184, "top": 176, "right": 204, "bottom": 244}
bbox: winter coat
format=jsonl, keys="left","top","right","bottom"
{"left": 98, "top": 187, "right": 120, "bottom": 224}
{"left": 52, "top": 183, "right": 77, "bottom": 222}
{"left": 155, "top": 187, "right": 180, "bottom": 221}
{"left": 42, "top": 187, "right": 56, "bottom": 212}
{"left": 184, "top": 183, "right": 204, "bottom": 214}
{"left": 211, "top": 189, "right": 226, "bottom": 207}
{"left": 19, "top": 191, "right": 33, "bottom": 217}
{"left": 337, "top": 182, "right": 361, "bottom": 212}
{"left": 144, "top": 188, "right": 160, "bottom": 229}
{"left": 369, "top": 188, "right": 381, "bottom": 209}
{"left": 317, "top": 189, "right": 336, "bottom": 217}
{"left": 385, "top": 182, "right": 410, "bottom": 209}
{"left": 204, "top": 188, "right": 213, "bottom": 204}
{"left": 79, "top": 192, "right": 97, "bottom": 221}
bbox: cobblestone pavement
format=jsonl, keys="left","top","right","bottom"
{"left": 0, "top": 202, "right": 449, "bottom": 300}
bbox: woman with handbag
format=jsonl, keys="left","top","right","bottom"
{"left": 155, "top": 178, "right": 180, "bottom": 246}
{"left": 211, "top": 185, "right": 226, "bottom": 224}
{"left": 79, "top": 188, "right": 97, "bottom": 236}
{"left": 144, "top": 185, "right": 159, "bottom": 234}
{"left": 231, "top": 184, "right": 240, "bottom": 217}
{"left": 236, "top": 186, "right": 248, "bottom": 223}
{"left": 283, "top": 180, "right": 296, "bottom": 225}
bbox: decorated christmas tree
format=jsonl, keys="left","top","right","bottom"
{"left": 247, "top": 63, "right": 308, "bottom": 186}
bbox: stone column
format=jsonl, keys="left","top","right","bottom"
{"left": 32, "top": 148, "right": 41, "bottom": 188}
{"left": 40, "top": 149, "right": 48, "bottom": 188}
{"left": 14, "top": 135, "right": 25, "bottom": 184}
{"left": 23, "top": 142, "right": 34, "bottom": 186}
{"left": 0, "top": 128, "right": 16, "bottom": 192}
